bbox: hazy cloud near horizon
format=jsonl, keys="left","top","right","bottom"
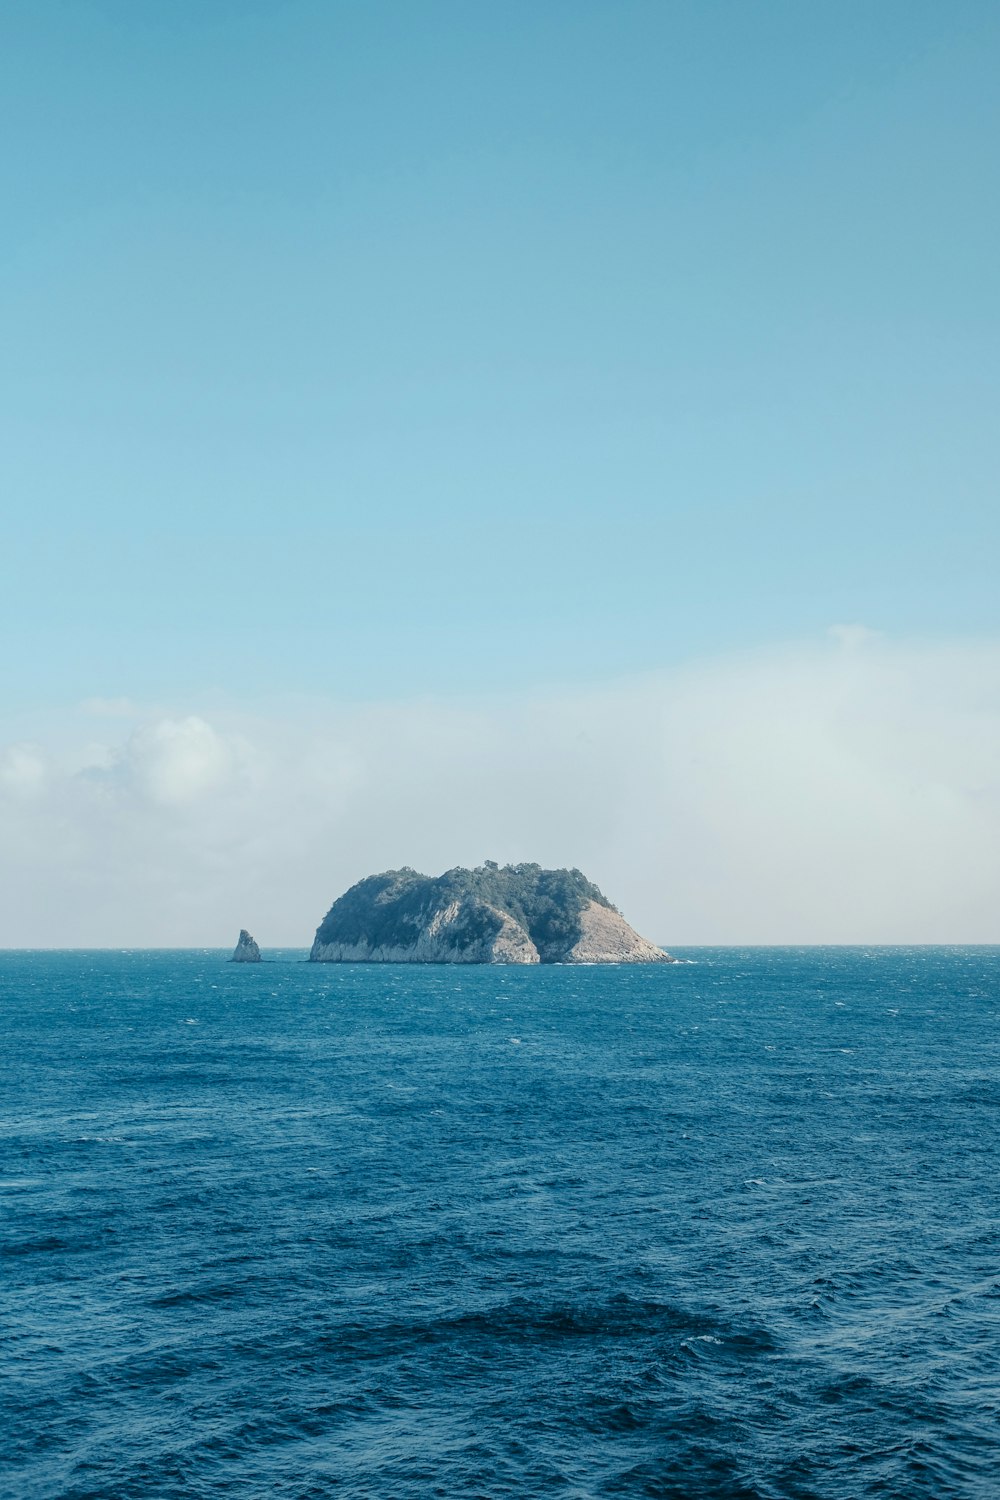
{"left": 1, "top": 632, "right": 997, "bottom": 947}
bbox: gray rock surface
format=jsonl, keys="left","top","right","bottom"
{"left": 231, "top": 929, "right": 261, "bottom": 963}
{"left": 562, "top": 900, "right": 672, "bottom": 963}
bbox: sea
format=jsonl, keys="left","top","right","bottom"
{"left": 2, "top": 947, "right": 999, "bottom": 1500}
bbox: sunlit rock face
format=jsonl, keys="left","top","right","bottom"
{"left": 231, "top": 929, "right": 261, "bottom": 963}
{"left": 309, "top": 864, "right": 674, "bottom": 965}
{"left": 562, "top": 900, "right": 674, "bottom": 964}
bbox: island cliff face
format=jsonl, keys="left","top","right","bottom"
{"left": 231, "top": 929, "right": 261, "bottom": 963}
{"left": 309, "top": 864, "right": 673, "bottom": 965}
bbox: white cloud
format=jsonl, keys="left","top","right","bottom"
{"left": 0, "top": 743, "right": 46, "bottom": 799}
{"left": 0, "top": 633, "right": 997, "bottom": 946}
{"left": 123, "top": 716, "right": 241, "bottom": 805}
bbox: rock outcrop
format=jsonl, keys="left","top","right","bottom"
{"left": 309, "top": 864, "right": 673, "bottom": 965}
{"left": 562, "top": 900, "right": 670, "bottom": 963}
{"left": 231, "top": 929, "right": 261, "bottom": 963}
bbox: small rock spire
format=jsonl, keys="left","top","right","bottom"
{"left": 231, "top": 928, "right": 261, "bottom": 963}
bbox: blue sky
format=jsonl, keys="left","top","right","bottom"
{"left": 3, "top": 0, "right": 998, "bottom": 708}
{"left": 2, "top": 3, "right": 999, "bottom": 943}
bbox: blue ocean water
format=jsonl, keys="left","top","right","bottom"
{"left": 2, "top": 948, "right": 999, "bottom": 1500}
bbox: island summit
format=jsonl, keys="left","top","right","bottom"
{"left": 309, "top": 863, "right": 673, "bottom": 965}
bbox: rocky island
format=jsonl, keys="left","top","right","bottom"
{"left": 309, "top": 863, "right": 672, "bottom": 965}
{"left": 231, "top": 929, "right": 261, "bottom": 963}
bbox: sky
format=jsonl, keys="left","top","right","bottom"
{"left": 2, "top": 1, "right": 998, "bottom": 944}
